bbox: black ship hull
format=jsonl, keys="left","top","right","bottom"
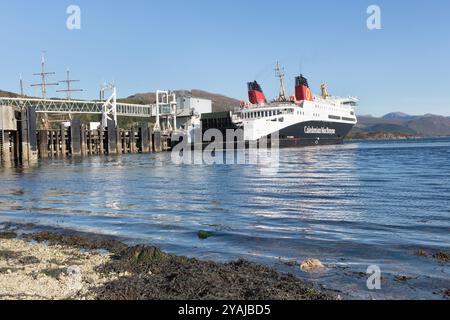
{"left": 276, "top": 120, "right": 354, "bottom": 147}
{"left": 197, "top": 113, "right": 354, "bottom": 148}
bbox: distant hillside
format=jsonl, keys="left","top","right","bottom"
{"left": 382, "top": 112, "right": 417, "bottom": 121}
{"left": 0, "top": 90, "right": 19, "bottom": 98}
{"left": 123, "top": 89, "right": 240, "bottom": 113}
{"left": 347, "top": 131, "right": 417, "bottom": 140}
{"left": 406, "top": 115, "right": 450, "bottom": 136}
{"left": 356, "top": 113, "right": 450, "bottom": 136}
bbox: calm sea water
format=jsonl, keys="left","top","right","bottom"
{"left": 1, "top": 138, "right": 449, "bottom": 299}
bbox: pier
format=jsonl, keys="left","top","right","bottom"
{"left": 0, "top": 90, "right": 178, "bottom": 165}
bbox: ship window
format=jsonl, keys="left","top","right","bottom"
{"left": 279, "top": 117, "right": 284, "bottom": 122}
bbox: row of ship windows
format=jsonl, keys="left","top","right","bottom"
{"left": 316, "top": 105, "right": 355, "bottom": 116}
{"left": 243, "top": 110, "right": 355, "bottom": 121}
{"left": 311, "top": 114, "right": 356, "bottom": 122}
{"left": 329, "top": 115, "right": 356, "bottom": 121}
{"left": 242, "top": 109, "right": 295, "bottom": 119}
{"left": 315, "top": 105, "right": 341, "bottom": 114}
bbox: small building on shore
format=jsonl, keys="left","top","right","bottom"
{"left": 176, "top": 96, "right": 212, "bottom": 128}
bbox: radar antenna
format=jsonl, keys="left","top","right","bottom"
{"left": 275, "top": 62, "right": 288, "bottom": 102}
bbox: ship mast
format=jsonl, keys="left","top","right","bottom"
{"left": 30, "top": 52, "right": 59, "bottom": 130}
{"left": 31, "top": 52, "right": 59, "bottom": 99}
{"left": 57, "top": 69, "right": 83, "bottom": 100}
{"left": 275, "top": 62, "right": 288, "bottom": 102}
{"left": 320, "top": 83, "right": 329, "bottom": 99}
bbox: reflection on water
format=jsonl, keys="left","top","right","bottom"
{"left": 1, "top": 138, "right": 450, "bottom": 299}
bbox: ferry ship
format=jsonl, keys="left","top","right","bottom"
{"left": 196, "top": 64, "right": 358, "bottom": 147}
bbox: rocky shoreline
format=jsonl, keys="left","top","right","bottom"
{"left": 0, "top": 225, "right": 336, "bottom": 301}
{"left": 345, "top": 132, "right": 421, "bottom": 140}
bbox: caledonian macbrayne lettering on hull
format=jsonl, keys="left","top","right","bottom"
{"left": 304, "top": 126, "right": 336, "bottom": 135}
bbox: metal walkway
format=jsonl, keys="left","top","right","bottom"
{"left": 0, "top": 97, "right": 162, "bottom": 118}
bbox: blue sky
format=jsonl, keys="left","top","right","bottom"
{"left": 0, "top": 0, "right": 449, "bottom": 116}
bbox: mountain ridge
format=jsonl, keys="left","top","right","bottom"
{"left": 0, "top": 90, "right": 20, "bottom": 98}
{"left": 124, "top": 89, "right": 240, "bottom": 113}
{"left": 356, "top": 112, "right": 450, "bottom": 136}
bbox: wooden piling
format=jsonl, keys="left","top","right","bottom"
{"left": 139, "top": 123, "right": 150, "bottom": 153}
{"left": 87, "top": 130, "right": 93, "bottom": 155}
{"left": 60, "top": 125, "right": 67, "bottom": 157}
{"left": 153, "top": 130, "right": 162, "bottom": 152}
{"left": 148, "top": 127, "right": 153, "bottom": 152}
{"left": 49, "top": 131, "right": 53, "bottom": 157}
{"left": 107, "top": 120, "right": 117, "bottom": 155}
{"left": 18, "top": 109, "right": 29, "bottom": 162}
{"left": 116, "top": 127, "right": 122, "bottom": 154}
{"left": 129, "top": 127, "right": 136, "bottom": 153}
{"left": 38, "top": 130, "right": 48, "bottom": 159}
{"left": 70, "top": 119, "right": 82, "bottom": 156}
{"left": 27, "top": 108, "right": 38, "bottom": 161}
{"left": 1, "top": 132, "right": 13, "bottom": 164}
{"left": 81, "top": 125, "right": 87, "bottom": 156}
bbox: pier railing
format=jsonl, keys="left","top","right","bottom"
{"left": 0, "top": 97, "right": 166, "bottom": 118}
